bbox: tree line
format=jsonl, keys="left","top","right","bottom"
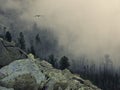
{"left": 4, "top": 30, "right": 70, "bottom": 70}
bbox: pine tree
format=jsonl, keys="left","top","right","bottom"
{"left": 5, "top": 31, "right": 12, "bottom": 42}
{"left": 18, "top": 32, "right": 26, "bottom": 50}
{"left": 48, "top": 54, "right": 56, "bottom": 67}
{"left": 29, "top": 39, "right": 36, "bottom": 56}
{"left": 30, "top": 45, "right": 36, "bottom": 55}
{"left": 35, "top": 34, "right": 41, "bottom": 43}
{"left": 59, "top": 56, "right": 70, "bottom": 70}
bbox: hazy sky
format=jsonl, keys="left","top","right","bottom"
{"left": 1, "top": 0, "right": 120, "bottom": 63}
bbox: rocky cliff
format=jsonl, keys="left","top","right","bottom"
{"left": 0, "top": 53, "right": 101, "bottom": 90}
{"left": 0, "top": 39, "right": 101, "bottom": 90}
{"left": 0, "top": 38, "right": 26, "bottom": 67}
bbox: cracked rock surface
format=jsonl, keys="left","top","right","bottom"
{"left": 0, "top": 57, "right": 101, "bottom": 90}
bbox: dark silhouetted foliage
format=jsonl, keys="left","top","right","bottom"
{"left": 35, "top": 34, "right": 41, "bottom": 44}
{"left": 70, "top": 55, "right": 119, "bottom": 90}
{"left": 48, "top": 54, "right": 57, "bottom": 67}
{"left": 59, "top": 56, "right": 70, "bottom": 70}
{"left": 30, "top": 45, "right": 36, "bottom": 56}
{"left": 5, "top": 31, "right": 12, "bottom": 42}
{"left": 18, "top": 32, "right": 26, "bottom": 50}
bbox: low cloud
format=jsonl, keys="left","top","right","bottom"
{"left": 1, "top": 0, "right": 120, "bottom": 65}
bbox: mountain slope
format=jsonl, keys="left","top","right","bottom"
{"left": 0, "top": 53, "right": 101, "bottom": 90}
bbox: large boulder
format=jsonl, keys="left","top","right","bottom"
{"left": 0, "top": 56, "right": 101, "bottom": 90}
{"left": 0, "top": 38, "right": 26, "bottom": 67}
{"left": 13, "top": 74, "right": 38, "bottom": 90}
{"left": 0, "top": 86, "right": 14, "bottom": 90}
{"left": 0, "top": 58, "right": 45, "bottom": 88}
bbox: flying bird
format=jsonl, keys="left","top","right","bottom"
{"left": 35, "top": 15, "right": 42, "bottom": 18}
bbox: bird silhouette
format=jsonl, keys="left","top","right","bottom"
{"left": 35, "top": 15, "right": 42, "bottom": 17}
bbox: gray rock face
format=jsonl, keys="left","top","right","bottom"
{"left": 0, "top": 56, "right": 101, "bottom": 90}
{"left": 0, "top": 38, "right": 26, "bottom": 67}
{"left": 13, "top": 74, "right": 38, "bottom": 90}
{"left": 0, "top": 59, "right": 45, "bottom": 88}
{"left": 0, "top": 86, "right": 14, "bottom": 90}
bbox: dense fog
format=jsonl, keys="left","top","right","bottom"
{"left": 1, "top": 0, "right": 120, "bottom": 65}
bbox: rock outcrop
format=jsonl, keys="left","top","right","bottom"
{"left": 0, "top": 54, "right": 101, "bottom": 90}
{"left": 0, "top": 86, "right": 14, "bottom": 90}
{"left": 0, "top": 38, "right": 26, "bottom": 67}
